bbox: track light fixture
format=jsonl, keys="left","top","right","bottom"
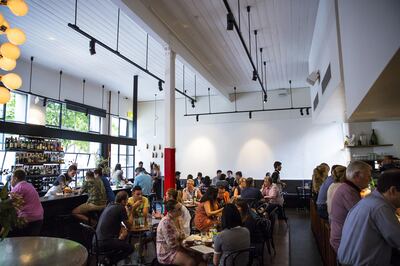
{"left": 252, "top": 70, "right": 258, "bottom": 81}
{"left": 158, "top": 80, "right": 163, "bottom": 91}
{"left": 306, "top": 107, "right": 310, "bottom": 115}
{"left": 249, "top": 111, "right": 252, "bottom": 119}
{"left": 196, "top": 114, "right": 199, "bottom": 122}
{"left": 191, "top": 100, "right": 195, "bottom": 108}
{"left": 226, "top": 12, "right": 234, "bottom": 30}
{"left": 263, "top": 94, "right": 267, "bottom": 103}
{"left": 300, "top": 108, "right": 304, "bottom": 116}
{"left": 89, "top": 39, "right": 96, "bottom": 55}
{"left": 42, "top": 97, "right": 47, "bottom": 107}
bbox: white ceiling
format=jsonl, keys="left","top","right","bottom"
{"left": 135, "top": 0, "right": 319, "bottom": 94}
{"left": 3, "top": 0, "right": 215, "bottom": 101}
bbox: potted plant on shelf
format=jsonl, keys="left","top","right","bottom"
{"left": 0, "top": 183, "right": 26, "bottom": 239}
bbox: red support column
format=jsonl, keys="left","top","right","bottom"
{"left": 164, "top": 148, "right": 176, "bottom": 194}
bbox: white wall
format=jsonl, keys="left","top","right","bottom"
{"left": 13, "top": 58, "right": 134, "bottom": 125}
{"left": 338, "top": 0, "right": 400, "bottom": 117}
{"left": 136, "top": 88, "right": 348, "bottom": 180}
{"left": 308, "top": 0, "right": 346, "bottom": 123}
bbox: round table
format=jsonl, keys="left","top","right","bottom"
{"left": 0, "top": 237, "right": 88, "bottom": 266}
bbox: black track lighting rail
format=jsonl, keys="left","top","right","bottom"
{"left": 223, "top": 0, "right": 267, "bottom": 97}
{"left": 67, "top": 23, "right": 196, "bottom": 103}
{"left": 185, "top": 106, "right": 311, "bottom": 118}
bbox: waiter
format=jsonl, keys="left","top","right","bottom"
{"left": 54, "top": 164, "right": 77, "bottom": 188}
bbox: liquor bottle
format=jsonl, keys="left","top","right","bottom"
{"left": 370, "top": 129, "right": 378, "bottom": 145}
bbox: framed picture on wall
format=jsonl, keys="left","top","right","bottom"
{"left": 152, "top": 152, "right": 155, "bottom": 158}
{"left": 155, "top": 152, "right": 158, "bottom": 158}
{"left": 146, "top": 144, "right": 149, "bottom": 149}
{"left": 159, "top": 144, "right": 161, "bottom": 150}
{"left": 153, "top": 145, "right": 156, "bottom": 151}
{"left": 161, "top": 152, "right": 163, "bottom": 158}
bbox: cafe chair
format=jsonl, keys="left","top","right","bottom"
{"left": 79, "top": 222, "right": 114, "bottom": 266}
{"left": 222, "top": 247, "right": 255, "bottom": 266}
{"left": 266, "top": 206, "right": 279, "bottom": 256}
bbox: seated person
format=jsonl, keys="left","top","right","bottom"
{"left": 213, "top": 204, "right": 251, "bottom": 266}
{"left": 235, "top": 199, "right": 264, "bottom": 244}
{"left": 199, "top": 176, "right": 212, "bottom": 194}
{"left": 233, "top": 177, "right": 246, "bottom": 199}
{"left": 216, "top": 174, "right": 229, "bottom": 191}
{"left": 157, "top": 199, "right": 204, "bottom": 266}
{"left": 10, "top": 169, "right": 44, "bottom": 236}
{"left": 194, "top": 187, "right": 223, "bottom": 232}
{"left": 337, "top": 170, "right": 400, "bottom": 265}
{"left": 166, "top": 188, "right": 191, "bottom": 237}
{"left": 96, "top": 191, "right": 133, "bottom": 265}
{"left": 182, "top": 179, "right": 202, "bottom": 202}
{"left": 127, "top": 186, "right": 149, "bottom": 226}
{"left": 94, "top": 167, "right": 115, "bottom": 203}
{"left": 217, "top": 184, "right": 231, "bottom": 208}
{"left": 261, "top": 176, "right": 284, "bottom": 217}
{"left": 241, "top": 177, "right": 263, "bottom": 204}
{"left": 194, "top": 172, "right": 203, "bottom": 187}
{"left": 111, "top": 163, "right": 126, "bottom": 186}
{"left": 72, "top": 171, "right": 107, "bottom": 224}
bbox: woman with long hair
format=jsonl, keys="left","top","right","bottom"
{"left": 327, "top": 165, "right": 347, "bottom": 216}
{"left": 194, "top": 187, "right": 223, "bottom": 232}
{"left": 233, "top": 177, "right": 246, "bottom": 199}
{"left": 312, "top": 163, "right": 330, "bottom": 195}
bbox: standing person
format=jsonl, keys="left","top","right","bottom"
{"left": 111, "top": 164, "right": 125, "bottom": 186}
{"left": 194, "top": 172, "right": 203, "bottom": 187}
{"left": 95, "top": 167, "right": 115, "bottom": 203}
{"left": 95, "top": 191, "right": 133, "bottom": 265}
{"left": 9, "top": 169, "right": 43, "bottom": 236}
{"left": 156, "top": 200, "right": 201, "bottom": 266}
{"left": 133, "top": 169, "right": 153, "bottom": 196}
{"left": 165, "top": 188, "right": 191, "bottom": 237}
{"left": 213, "top": 204, "right": 251, "bottom": 266}
{"left": 330, "top": 161, "right": 371, "bottom": 253}
{"left": 175, "top": 171, "right": 183, "bottom": 191}
{"left": 337, "top": 170, "right": 400, "bottom": 265}
{"left": 151, "top": 163, "right": 162, "bottom": 200}
{"left": 182, "top": 179, "right": 202, "bottom": 202}
{"left": 53, "top": 164, "right": 77, "bottom": 188}
{"left": 233, "top": 171, "right": 243, "bottom": 187}
{"left": 212, "top": 170, "right": 222, "bottom": 186}
{"left": 194, "top": 187, "right": 223, "bottom": 232}
{"left": 316, "top": 165, "right": 340, "bottom": 219}
{"left": 127, "top": 186, "right": 149, "bottom": 226}
{"left": 271, "top": 161, "right": 286, "bottom": 188}
{"left": 72, "top": 171, "right": 107, "bottom": 224}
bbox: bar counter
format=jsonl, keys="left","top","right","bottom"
{"left": 40, "top": 186, "right": 131, "bottom": 240}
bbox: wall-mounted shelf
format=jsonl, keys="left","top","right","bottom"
{"left": 344, "top": 144, "right": 393, "bottom": 148}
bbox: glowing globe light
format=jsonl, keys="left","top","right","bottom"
{"left": 0, "top": 86, "right": 11, "bottom": 104}
{"left": 1, "top": 42, "right": 20, "bottom": 59}
{"left": 0, "top": 56, "right": 16, "bottom": 70}
{"left": 1, "top": 72, "right": 22, "bottom": 90}
{"left": 6, "top": 28, "right": 26, "bottom": 45}
{"left": 7, "top": 0, "right": 29, "bottom": 17}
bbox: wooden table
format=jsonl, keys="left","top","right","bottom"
{"left": 183, "top": 235, "right": 214, "bottom": 255}
{"left": 0, "top": 237, "right": 88, "bottom": 266}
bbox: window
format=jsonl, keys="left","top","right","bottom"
{"left": 110, "top": 143, "right": 134, "bottom": 180}
{"left": 119, "top": 119, "right": 128, "bottom": 136}
{"left": 111, "top": 116, "right": 119, "bottom": 136}
{"left": 62, "top": 104, "right": 89, "bottom": 132}
{"left": 45, "top": 101, "right": 61, "bottom": 127}
{"left": 89, "top": 115, "right": 101, "bottom": 133}
{"left": 0, "top": 104, "right": 4, "bottom": 120}
{"left": 5, "top": 92, "right": 27, "bottom": 122}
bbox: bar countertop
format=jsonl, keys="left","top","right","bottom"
{"left": 40, "top": 185, "right": 132, "bottom": 202}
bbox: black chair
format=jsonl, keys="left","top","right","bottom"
{"left": 265, "top": 206, "right": 279, "bottom": 256}
{"left": 222, "top": 247, "right": 255, "bottom": 266}
{"left": 296, "top": 186, "right": 311, "bottom": 211}
{"left": 79, "top": 222, "right": 114, "bottom": 266}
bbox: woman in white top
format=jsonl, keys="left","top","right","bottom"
{"left": 327, "top": 165, "right": 347, "bottom": 216}
{"left": 111, "top": 163, "right": 125, "bottom": 186}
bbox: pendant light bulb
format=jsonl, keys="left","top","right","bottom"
{"left": 0, "top": 86, "right": 11, "bottom": 104}
{"left": 7, "top": 0, "right": 29, "bottom": 16}
{"left": 0, "top": 56, "right": 16, "bottom": 71}
{"left": 1, "top": 72, "right": 22, "bottom": 90}
{"left": 6, "top": 27, "right": 26, "bottom": 45}
{"left": 0, "top": 42, "right": 20, "bottom": 59}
